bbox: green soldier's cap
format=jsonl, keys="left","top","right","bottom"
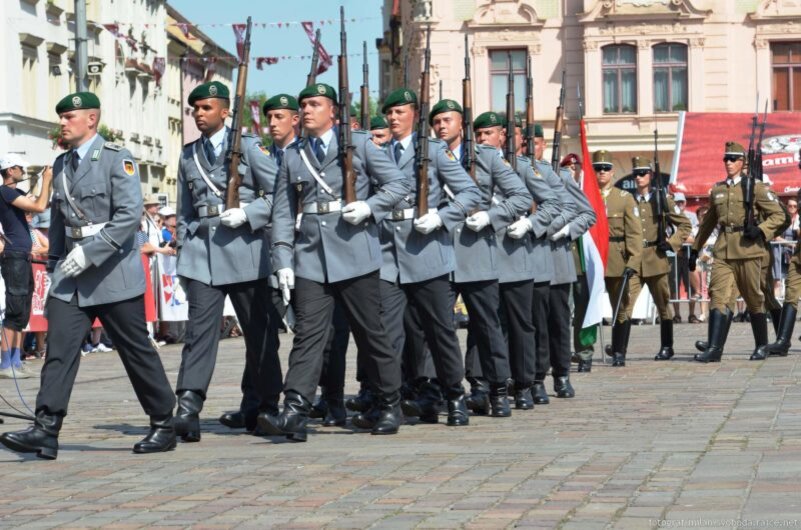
{"left": 298, "top": 83, "right": 337, "bottom": 103}
{"left": 55, "top": 91, "right": 100, "bottom": 114}
{"left": 592, "top": 150, "right": 613, "bottom": 165}
{"left": 473, "top": 111, "right": 503, "bottom": 130}
{"left": 188, "top": 81, "right": 230, "bottom": 106}
{"left": 370, "top": 115, "right": 389, "bottom": 130}
{"left": 428, "top": 99, "right": 463, "bottom": 125}
{"left": 632, "top": 156, "right": 652, "bottom": 171}
{"left": 534, "top": 124, "right": 544, "bottom": 138}
{"left": 263, "top": 94, "right": 299, "bottom": 114}
{"left": 724, "top": 141, "right": 746, "bottom": 157}
{"left": 381, "top": 88, "right": 418, "bottom": 113}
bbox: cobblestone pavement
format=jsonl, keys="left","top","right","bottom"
{"left": 1, "top": 322, "right": 800, "bottom": 529}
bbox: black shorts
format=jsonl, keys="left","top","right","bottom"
{"left": 1, "top": 252, "right": 34, "bottom": 331}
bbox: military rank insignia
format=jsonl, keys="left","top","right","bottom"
{"left": 91, "top": 149, "right": 100, "bottom": 161}
{"left": 633, "top": 206, "right": 640, "bottom": 217}
{"left": 767, "top": 191, "right": 776, "bottom": 201}
{"left": 445, "top": 150, "right": 457, "bottom": 162}
{"left": 123, "top": 159, "right": 136, "bottom": 176}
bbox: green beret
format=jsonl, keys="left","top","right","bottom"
{"left": 592, "top": 150, "right": 613, "bottom": 166}
{"left": 263, "top": 94, "right": 299, "bottom": 114}
{"left": 55, "top": 91, "right": 100, "bottom": 114}
{"left": 534, "top": 124, "right": 544, "bottom": 138}
{"left": 725, "top": 141, "right": 746, "bottom": 157}
{"left": 473, "top": 111, "right": 503, "bottom": 130}
{"left": 381, "top": 88, "right": 417, "bottom": 114}
{"left": 632, "top": 156, "right": 652, "bottom": 171}
{"left": 429, "top": 99, "right": 463, "bottom": 125}
{"left": 370, "top": 116, "right": 389, "bottom": 130}
{"left": 298, "top": 83, "right": 337, "bottom": 103}
{"left": 188, "top": 81, "right": 230, "bottom": 106}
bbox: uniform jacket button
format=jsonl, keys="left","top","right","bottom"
{"left": 321, "top": 221, "right": 327, "bottom": 226}
{"left": 395, "top": 226, "right": 401, "bottom": 231}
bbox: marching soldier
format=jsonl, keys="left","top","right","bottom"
{"left": 173, "top": 82, "right": 282, "bottom": 442}
{"left": 690, "top": 141, "right": 786, "bottom": 362}
{"left": 369, "top": 116, "right": 391, "bottom": 147}
{"left": 0, "top": 92, "right": 177, "bottom": 459}
{"left": 263, "top": 83, "right": 410, "bottom": 440}
{"left": 626, "top": 157, "right": 692, "bottom": 361}
{"left": 594, "top": 150, "right": 642, "bottom": 367}
{"left": 376, "top": 88, "right": 481, "bottom": 427}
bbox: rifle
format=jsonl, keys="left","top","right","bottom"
{"left": 224, "top": 16, "right": 252, "bottom": 209}
{"left": 360, "top": 41, "right": 370, "bottom": 131}
{"left": 462, "top": 33, "right": 476, "bottom": 182}
{"left": 415, "top": 26, "right": 432, "bottom": 219}
{"left": 504, "top": 52, "right": 517, "bottom": 171}
{"left": 439, "top": 80, "right": 443, "bottom": 100}
{"left": 550, "top": 69, "right": 566, "bottom": 171}
{"left": 307, "top": 29, "right": 321, "bottom": 86}
{"left": 339, "top": 6, "right": 357, "bottom": 204}
{"left": 523, "top": 53, "right": 534, "bottom": 164}
{"left": 743, "top": 96, "right": 759, "bottom": 228}
{"left": 755, "top": 100, "right": 768, "bottom": 182}
{"left": 653, "top": 124, "right": 667, "bottom": 248}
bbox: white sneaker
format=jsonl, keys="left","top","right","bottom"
{"left": 0, "top": 366, "right": 33, "bottom": 379}
{"left": 93, "top": 343, "right": 113, "bottom": 353}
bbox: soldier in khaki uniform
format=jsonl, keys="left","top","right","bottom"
{"left": 627, "top": 157, "right": 692, "bottom": 361}
{"left": 690, "top": 142, "right": 786, "bottom": 362}
{"left": 594, "top": 150, "right": 642, "bottom": 367}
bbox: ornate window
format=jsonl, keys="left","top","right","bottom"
{"left": 772, "top": 42, "right": 801, "bottom": 111}
{"left": 489, "top": 49, "right": 526, "bottom": 114}
{"left": 602, "top": 44, "right": 637, "bottom": 114}
{"left": 653, "top": 43, "right": 688, "bottom": 112}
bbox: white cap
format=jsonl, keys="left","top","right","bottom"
{"left": 0, "top": 153, "right": 29, "bottom": 171}
{"left": 673, "top": 192, "right": 686, "bottom": 202}
{"left": 159, "top": 206, "right": 176, "bottom": 217}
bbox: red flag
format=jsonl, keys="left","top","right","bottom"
{"left": 151, "top": 57, "right": 166, "bottom": 87}
{"left": 579, "top": 118, "right": 609, "bottom": 267}
{"left": 301, "top": 21, "right": 333, "bottom": 75}
{"left": 249, "top": 100, "right": 261, "bottom": 134}
{"left": 232, "top": 24, "right": 247, "bottom": 62}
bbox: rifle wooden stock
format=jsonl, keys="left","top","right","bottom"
{"left": 462, "top": 33, "right": 476, "bottom": 183}
{"left": 225, "top": 16, "right": 252, "bottom": 210}
{"left": 339, "top": 7, "right": 357, "bottom": 204}
{"left": 415, "top": 26, "right": 432, "bottom": 218}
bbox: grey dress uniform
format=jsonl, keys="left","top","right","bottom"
{"left": 379, "top": 136, "right": 481, "bottom": 400}
{"left": 38, "top": 135, "right": 175, "bottom": 421}
{"left": 270, "top": 129, "right": 410, "bottom": 405}
{"left": 453, "top": 145, "right": 532, "bottom": 393}
{"left": 175, "top": 129, "right": 283, "bottom": 422}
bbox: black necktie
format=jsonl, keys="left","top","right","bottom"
{"left": 71, "top": 151, "right": 80, "bottom": 172}
{"left": 313, "top": 138, "right": 326, "bottom": 163}
{"left": 274, "top": 147, "right": 284, "bottom": 168}
{"left": 394, "top": 142, "right": 403, "bottom": 164}
{"left": 204, "top": 138, "right": 216, "bottom": 163}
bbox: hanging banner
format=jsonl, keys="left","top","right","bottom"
{"left": 300, "top": 21, "right": 333, "bottom": 75}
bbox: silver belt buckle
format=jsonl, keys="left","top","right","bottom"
{"left": 724, "top": 226, "right": 733, "bottom": 233}
{"left": 392, "top": 210, "right": 404, "bottom": 221}
{"left": 207, "top": 205, "right": 219, "bottom": 216}
{"left": 317, "top": 201, "right": 330, "bottom": 214}
{"left": 70, "top": 227, "right": 83, "bottom": 238}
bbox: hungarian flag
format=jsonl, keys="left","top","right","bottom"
{"left": 577, "top": 118, "right": 609, "bottom": 345}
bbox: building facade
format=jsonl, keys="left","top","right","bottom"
{"left": 378, "top": 0, "right": 801, "bottom": 179}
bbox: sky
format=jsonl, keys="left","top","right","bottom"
{"left": 169, "top": 0, "right": 385, "bottom": 100}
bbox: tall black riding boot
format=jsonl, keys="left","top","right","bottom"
{"left": 748, "top": 312, "right": 770, "bottom": 360}
{"left": 654, "top": 319, "right": 674, "bottom": 360}
{"left": 610, "top": 320, "right": 630, "bottom": 367}
{"left": 0, "top": 410, "right": 62, "bottom": 460}
{"left": 694, "top": 308, "right": 730, "bottom": 362}
{"left": 133, "top": 414, "right": 177, "bottom": 454}
{"left": 695, "top": 310, "right": 734, "bottom": 352}
{"left": 770, "top": 307, "right": 782, "bottom": 336}
{"left": 756, "top": 304, "right": 798, "bottom": 359}
{"left": 174, "top": 390, "right": 203, "bottom": 442}
{"left": 258, "top": 391, "right": 311, "bottom": 442}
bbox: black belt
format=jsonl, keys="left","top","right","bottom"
{"left": 643, "top": 240, "right": 658, "bottom": 248}
{"left": 609, "top": 236, "right": 625, "bottom": 242}
{"left": 719, "top": 225, "right": 744, "bottom": 233}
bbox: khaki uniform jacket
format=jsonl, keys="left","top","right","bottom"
{"left": 602, "top": 185, "right": 642, "bottom": 277}
{"left": 634, "top": 193, "right": 692, "bottom": 277}
{"left": 692, "top": 177, "right": 786, "bottom": 260}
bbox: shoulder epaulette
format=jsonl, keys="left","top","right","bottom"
{"left": 619, "top": 189, "right": 630, "bottom": 197}
{"left": 103, "top": 142, "right": 123, "bottom": 151}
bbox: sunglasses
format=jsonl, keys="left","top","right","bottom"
{"left": 722, "top": 155, "right": 743, "bottom": 163}
{"left": 593, "top": 164, "right": 613, "bottom": 173}
{"left": 633, "top": 170, "right": 650, "bottom": 177}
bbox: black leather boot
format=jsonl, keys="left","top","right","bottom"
{"left": 610, "top": 320, "right": 628, "bottom": 367}
{"left": 133, "top": 414, "right": 177, "bottom": 454}
{"left": 748, "top": 312, "right": 770, "bottom": 360}
{"left": 218, "top": 411, "right": 246, "bottom": 429}
{"left": 345, "top": 384, "right": 374, "bottom": 413}
{"left": 553, "top": 376, "right": 575, "bottom": 398}
{"left": 174, "top": 390, "right": 203, "bottom": 442}
{"left": 577, "top": 358, "right": 592, "bottom": 372}
{"left": 756, "top": 304, "right": 797, "bottom": 359}
{"left": 322, "top": 394, "right": 347, "bottom": 427}
{"left": 351, "top": 405, "right": 381, "bottom": 430}
{"left": 0, "top": 410, "right": 61, "bottom": 460}
{"left": 532, "top": 381, "right": 550, "bottom": 404}
{"left": 654, "top": 319, "right": 674, "bottom": 360}
{"left": 695, "top": 310, "right": 733, "bottom": 352}
{"left": 309, "top": 393, "right": 328, "bottom": 420}
{"left": 489, "top": 383, "right": 511, "bottom": 418}
{"left": 465, "top": 378, "right": 490, "bottom": 415}
{"left": 257, "top": 391, "right": 311, "bottom": 442}
{"left": 371, "top": 392, "right": 403, "bottom": 435}
{"left": 694, "top": 308, "right": 730, "bottom": 363}
{"left": 513, "top": 384, "right": 533, "bottom": 410}
{"left": 445, "top": 387, "right": 469, "bottom": 427}
{"left": 770, "top": 308, "right": 782, "bottom": 336}
{"left": 401, "top": 379, "right": 441, "bottom": 423}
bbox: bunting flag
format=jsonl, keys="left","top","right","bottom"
{"left": 232, "top": 24, "right": 247, "bottom": 62}
{"left": 578, "top": 117, "right": 610, "bottom": 340}
{"left": 151, "top": 57, "right": 165, "bottom": 86}
{"left": 103, "top": 23, "right": 138, "bottom": 51}
{"left": 175, "top": 22, "right": 194, "bottom": 40}
{"left": 249, "top": 100, "right": 261, "bottom": 134}
{"left": 256, "top": 57, "right": 280, "bottom": 70}
{"left": 301, "top": 21, "right": 333, "bottom": 75}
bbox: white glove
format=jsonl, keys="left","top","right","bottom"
{"left": 341, "top": 200, "right": 372, "bottom": 225}
{"left": 506, "top": 218, "right": 533, "bottom": 239}
{"left": 549, "top": 224, "right": 571, "bottom": 241}
{"left": 219, "top": 208, "right": 248, "bottom": 229}
{"left": 276, "top": 268, "right": 295, "bottom": 306}
{"left": 413, "top": 212, "right": 443, "bottom": 235}
{"left": 465, "top": 211, "right": 490, "bottom": 232}
{"left": 61, "top": 246, "right": 90, "bottom": 278}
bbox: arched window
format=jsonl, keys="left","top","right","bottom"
{"left": 602, "top": 44, "right": 637, "bottom": 114}
{"left": 653, "top": 43, "right": 688, "bottom": 112}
